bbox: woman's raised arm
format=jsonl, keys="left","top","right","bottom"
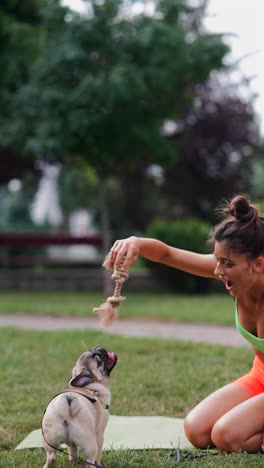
{"left": 111, "top": 236, "right": 216, "bottom": 278}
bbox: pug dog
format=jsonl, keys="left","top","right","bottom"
{"left": 42, "top": 346, "right": 118, "bottom": 468}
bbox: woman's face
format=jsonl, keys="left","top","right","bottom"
{"left": 213, "top": 241, "right": 256, "bottom": 298}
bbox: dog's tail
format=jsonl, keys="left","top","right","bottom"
{"left": 53, "top": 393, "right": 81, "bottom": 419}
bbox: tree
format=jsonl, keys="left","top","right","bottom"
{"left": 0, "top": 0, "right": 45, "bottom": 88}
{"left": 0, "top": 0, "right": 58, "bottom": 182}
{"left": 0, "top": 0, "right": 229, "bottom": 170}
{"left": 0, "top": 0, "right": 230, "bottom": 255}
{"left": 0, "top": 0, "right": 235, "bottom": 297}
{"left": 90, "top": 81, "right": 261, "bottom": 235}
{"left": 0, "top": 0, "right": 48, "bottom": 111}
{"left": 0, "top": 147, "right": 37, "bottom": 184}
{"left": 161, "top": 79, "right": 261, "bottom": 221}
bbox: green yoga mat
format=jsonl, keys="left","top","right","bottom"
{"left": 16, "top": 415, "right": 193, "bottom": 451}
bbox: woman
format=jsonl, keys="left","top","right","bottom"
{"left": 110, "top": 194, "right": 264, "bottom": 453}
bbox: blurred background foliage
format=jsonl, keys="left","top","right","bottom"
{"left": 0, "top": 0, "right": 263, "bottom": 291}
{"left": 144, "top": 217, "right": 213, "bottom": 292}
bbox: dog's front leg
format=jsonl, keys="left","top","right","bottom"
{"left": 43, "top": 449, "right": 56, "bottom": 468}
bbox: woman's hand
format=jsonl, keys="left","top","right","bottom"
{"left": 111, "top": 236, "right": 141, "bottom": 270}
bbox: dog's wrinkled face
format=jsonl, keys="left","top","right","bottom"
{"left": 70, "top": 346, "right": 118, "bottom": 388}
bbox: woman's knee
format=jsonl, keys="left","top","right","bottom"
{"left": 211, "top": 419, "right": 239, "bottom": 453}
{"left": 184, "top": 411, "right": 212, "bottom": 449}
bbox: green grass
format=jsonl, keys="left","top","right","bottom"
{"left": 0, "top": 291, "right": 256, "bottom": 466}
{"left": 0, "top": 327, "right": 260, "bottom": 467}
{"left": 0, "top": 290, "right": 234, "bottom": 325}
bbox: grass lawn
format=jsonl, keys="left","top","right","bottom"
{"left": 0, "top": 290, "right": 235, "bottom": 325}
{"left": 0, "top": 327, "right": 261, "bottom": 467}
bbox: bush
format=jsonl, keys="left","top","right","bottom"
{"left": 256, "top": 199, "right": 264, "bottom": 215}
{"left": 144, "top": 218, "right": 214, "bottom": 293}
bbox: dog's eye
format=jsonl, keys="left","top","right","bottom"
{"left": 93, "top": 354, "right": 102, "bottom": 364}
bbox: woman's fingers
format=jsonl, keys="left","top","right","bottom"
{"left": 111, "top": 237, "right": 139, "bottom": 269}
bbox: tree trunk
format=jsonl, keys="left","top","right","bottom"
{"left": 100, "top": 182, "right": 113, "bottom": 297}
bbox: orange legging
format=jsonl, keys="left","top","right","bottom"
{"left": 234, "top": 355, "right": 264, "bottom": 396}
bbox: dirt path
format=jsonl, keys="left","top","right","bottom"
{"left": 0, "top": 314, "right": 249, "bottom": 348}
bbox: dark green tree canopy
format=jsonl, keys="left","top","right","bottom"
{"left": 0, "top": 0, "right": 55, "bottom": 182}
{"left": 0, "top": 0, "right": 50, "bottom": 96}
{"left": 0, "top": 0, "right": 229, "bottom": 175}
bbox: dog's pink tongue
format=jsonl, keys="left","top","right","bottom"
{"left": 107, "top": 352, "right": 115, "bottom": 367}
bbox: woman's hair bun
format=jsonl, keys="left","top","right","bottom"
{"left": 227, "top": 195, "right": 258, "bottom": 224}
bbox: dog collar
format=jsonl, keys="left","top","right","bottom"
{"left": 90, "top": 389, "right": 110, "bottom": 410}
{"left": 65, "top": 390, "right": 97, "bottom": 404}
{"left": 64, "top": 389, "right": 110, "bottom": 410}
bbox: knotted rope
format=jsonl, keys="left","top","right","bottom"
{"left": 93, "top": 252, "right": 129, "bottom": 327}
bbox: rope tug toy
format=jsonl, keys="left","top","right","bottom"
{"left": 93, "top": 252, "right": 129, "bottom": 327}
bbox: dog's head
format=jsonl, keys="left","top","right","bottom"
{"left": 69, "top": 346, "right": 118, "bottom": 388}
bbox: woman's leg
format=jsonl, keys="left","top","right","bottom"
{"left": 212, "top": 392, "right": 264, "bottom": 453}
{"left": 184, "top": 383, "right": 252, "bottom": 448}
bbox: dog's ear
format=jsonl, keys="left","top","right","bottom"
{"left": 70, "top": 371, "right": 94, "bottom": 387}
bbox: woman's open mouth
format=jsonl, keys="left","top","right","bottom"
{"left": 225, "top": 280, "right": 233, "bottom": 291}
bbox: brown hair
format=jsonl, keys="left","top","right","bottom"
{"left": 209, "top": 195, "right": 264, "bottom": 259}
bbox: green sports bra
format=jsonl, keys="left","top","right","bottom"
{"left": 235, "top": 298, "right": 264, "bottom": 352}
